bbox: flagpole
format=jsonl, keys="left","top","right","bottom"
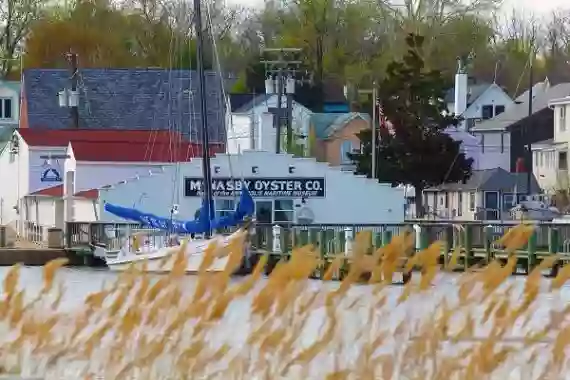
{"left": 371, "top": 82, "right": 377, "bottom": 180}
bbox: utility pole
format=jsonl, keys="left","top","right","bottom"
{"left": 526, "top": 47, "right": 534, "bottom": 195}
{"left": 66, "top": 52, "right": 79, "bottom": 129}
{"left": 261, "top": 48, "right": 306, "bottom": 154}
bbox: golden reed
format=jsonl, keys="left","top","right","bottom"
{"left": 0, "top": 224, "right": 567, "bottom": 379}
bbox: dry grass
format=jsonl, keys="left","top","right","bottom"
{"left": 0, "top": 224, "right": 568, "bottom": 379}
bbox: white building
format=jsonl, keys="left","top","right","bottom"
{"left": 100, "top": 150, "right": 406, "bottom": 225}
{"left": 532, "top": 95, "right": 570, "bottom": 193}
{"left": 0, "top": 129, "right": 212, "bottom": 232}
{"left": 445, "top": 64, "right": 514, "bottom": 170}
{"left": 446, "top": 77, "right": 513, "bottom": 131}
{"left": 227, "top": 94, "right": 312, "bottom": 154}
{"left": 471, "top": 82, "right": 570, "bottom": 173}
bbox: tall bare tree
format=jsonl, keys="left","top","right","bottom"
{"left": 0, "top": 0, "right": 48, "bottom": 76}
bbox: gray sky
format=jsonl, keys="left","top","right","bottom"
{"left": 504, "top": 0, "right": 568, "bottom": 14}
{"left": 229, "top": 0, "right": 568, "bottom": 15}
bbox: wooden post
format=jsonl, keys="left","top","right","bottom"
{"left": 549, "top": 227, "right": 559, "bottom": 255}
{"left": 319, "top": 229, "right": 328, "bottom": 277}
{"left": 484, "top": 225, "right": 493, "bottom": 265}
{"left": 382, "top": 229, "right": 392, "bottom": 246}
{"left": 549, "top": 227, "right": 560, "bottom": 277}
{"left": 280, "top": 226, "right": 291, "bottom": 256}
{"left": 464, "top": 225, "right": 473, "bottom": 269}
{"left": 344, "top": 227, "right": 353, "bottom": 256}
{"left": 309, "top": 228, "right": 319, "bottom": 248}
{"left": 443, "top": 225, "right": 453, "bottom": 266}
{"left": 272, "top": 225, "right": 282, "bottom": 254}
{"left": 298, "top": 229, "right": 309, "bottom": 247}
{"left": 527, "top": 230, "right": 537, "bottom": 273}
{"left": 337, "top": 229, "right": 346, "bottom": 254}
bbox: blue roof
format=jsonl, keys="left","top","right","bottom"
{"left": 23, "top": 69, "right": 226, "bottom": 142}
{"left": 310, "top": 112, "right": 370, "bottom": 138}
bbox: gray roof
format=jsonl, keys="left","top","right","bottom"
{"left": 233, "top": 94, "right": 272, "bottom": 113}
{"left": 471, "top": 82, "right": 570, "bottom": 131}
{"left": 514, "top": 78, "right": 550, "bottom": 103}
{"left": 425, "top": 167, "right": 540, "bottom": 193}
{"left": 23, "top": 69, "right": 226, "bottom": 142}
{"left": 444, "top": 83, "right": 491, "bottom": 105}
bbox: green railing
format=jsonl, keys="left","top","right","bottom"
{"left": 65, "top": 221, "right": 570, "bottom": 274}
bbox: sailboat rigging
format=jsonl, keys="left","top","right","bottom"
{"left": 100, "top": 0, "right": 255, "bottom": 272}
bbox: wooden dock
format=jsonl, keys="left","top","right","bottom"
{"left": 0, "top": 248, "right": 68, "bottom": 266}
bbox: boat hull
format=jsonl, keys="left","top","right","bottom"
{"left": 104, "top": 230, "right": 245, "bottom": 273}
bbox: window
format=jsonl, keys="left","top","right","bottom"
{"left": 215, "top": 199, "right": 235, "bottom": 218}
{"left": 457, "top": 192, "right": 463, "bottom": 216}
{"left": 495, "top": 105, "right": 505, "bottom": 116}
{"left": 469, "top": 192, "right": 475, "bottom": 211}
{"left": 0, "top": 98, "right": 12, "bottom": 119}
{"left": 560, "top": 106, "right": 567, "bottom": 131}
{"left": 274, "top": 200, "right": 294, "bottom": 223}
{"left": 481, "top": 134, "right": 485, "bottom": 153}
{"left": 559, "top": 151, "right": 568, "bottom": 170}
{"left": 444, "top": 193, "right": 449, "bottom": 208}
{"left": 340, "top": 140, "right": 353, "bottom": 164}
{"left": 482, "top": 105, "right": 493, "bottom": 119}
{"left": 502, "top": 193, "right": 515, "bottom": 211}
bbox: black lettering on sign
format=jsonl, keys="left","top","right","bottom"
{"left": 184, "top": 177, "right": 326, "bottom": 198}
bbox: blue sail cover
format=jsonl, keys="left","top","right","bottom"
{"left": 104, "top": 186, "right": 255, "bottom": 234}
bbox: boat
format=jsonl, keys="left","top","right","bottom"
{"left": 101, "top": 188, "right": 255, "bottom": 273}
{"left": 100, "top": 0, "right": 255, "bottom": 273}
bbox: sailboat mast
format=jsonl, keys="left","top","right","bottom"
{"left": 193, "top": 0, "right": 214, "bottom": 238}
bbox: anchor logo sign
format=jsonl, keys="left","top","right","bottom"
{"left": 40, "top": 159, "right": 62, "bottom": 182}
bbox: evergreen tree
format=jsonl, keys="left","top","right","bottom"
{"left": 350, "top": 34, "right": 473, "bottom": 217}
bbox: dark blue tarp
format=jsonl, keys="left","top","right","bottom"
{"left": 104, "top": 185, "right": 254, "bottom": 234}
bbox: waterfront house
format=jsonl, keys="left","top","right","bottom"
{"left": 308, "top": 112, "right": 370, "bottom": 169}
{"left": 471, "top": 82, "right": 570, "bottom": 173}
{"left": 532, "top": 95, "right": 570, "bottom": 193}
{"left": 20, "top": 69, "right": 226, "bottom": 142}
{"left": 445, "top": 81, "right": 513, "bottom": 131}
{"left": 0, "top": 128, "right": 222, "bottom": 231}
{"left": 423, "top": 167, "right": 540, "bottom": 221}
{"left": 100, "top": 150, "right": 406, "bottom": 225}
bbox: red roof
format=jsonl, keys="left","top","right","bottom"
{"left": 74, "top": 189, "right": 99, "bottom": 199}
{"left": 18, "top": 129, "right": 182, "bottom": 147}
{"left": 30, "top": 185, "right": 63, "bottom": 197}
{"left": 16, "top": 128, "right": 225, "bottom": 162}
{"left": 29, "top": 185, "right": 99, "bottom": 199}
{"left": 70, "top": 141, "right": 223, "bottom": 162}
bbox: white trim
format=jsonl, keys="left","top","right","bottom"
{"left": 549, "top": 97, "right": 570, "bottom": 107}
{"left": 29, "top": 145, "right": 67, "bottom": 151}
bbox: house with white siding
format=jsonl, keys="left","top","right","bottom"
{"left": 0, "top": 129, "right": 220, "bottom": 234}
{"left": 227, "top": 94, "right": 313, "bottom": 154}
{"left": 532, "top": 95, "right": 570, "bottom": 193}
{"left": 471, "top": 82, "right": 570, "bottom": 173}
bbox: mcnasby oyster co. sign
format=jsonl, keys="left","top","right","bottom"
{"left": 184, "top": 177, "right": 326, "bottom": 198}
